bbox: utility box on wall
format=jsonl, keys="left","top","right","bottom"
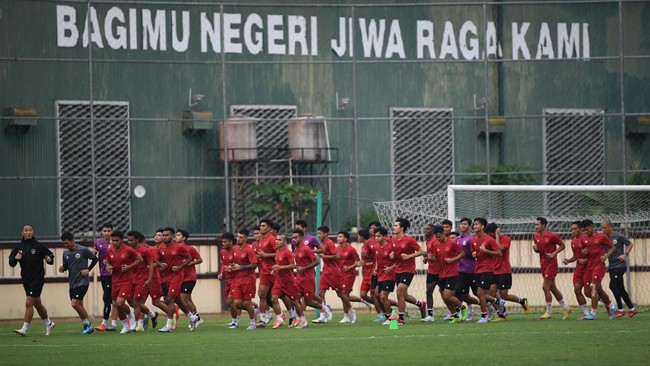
{"left": 3, "top": 107, "right": 37, "bottom": 134}
{"left": 182, "top": 110, "right": 214, "bottom": 135}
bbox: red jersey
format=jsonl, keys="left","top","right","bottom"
{"left": 233, "top": 244, "right": 258, "bottom": 284}
{"left": 220, "top": 246, "right": 235, "bottom": 281}
{"left": 471, "top": 234, "right": 500, "bottom": 273}
{"left": 570, "top": 234, "right": 587, "bottom": 268}
{"left": 258, "top": 234, "right": 277, "bottom": 276}
{"left": 436, "top": 238, "right": 462, "bottom": 278}
{"left": 321, "top": 238, "right": 341, "bottom": 277}
{"left": 339, "top": 244, "right": 360, "bottom": 272}
{"left": 158, "top": 242, "right": 189, "bottom": 278}
{"left": 107, "top": 244, "right": 141, "bottom": 284}
{"left": 533, "top": 231, "right": 563, "bottom": 269}
{"left": 182, "top": 244, "right": 201, "bottom": 282}
{"left": 391, "top": 234, "right": 421, "bottom": 274}
{"left": 425, "top": 237, "right": 441, "bottom": 275}
{"left": 274, "top": 247, "right": 296, "bottom": 286}
{"left": 361, "top": 239, "right": 376, "bottom": 278}
{"left": 132, "top": 244, "right": 157, "bottom": 284}
{"left": 494, "top": 234, "right": 512, "bottom": 275}
{"left": 581, "top": 233, "right": 613, "bottom": 268}
{"left": 294, "top": 243, "right": 317, "bottom": 281}
{"left": 375, "top": 241, "right": 396, "bottom": 282}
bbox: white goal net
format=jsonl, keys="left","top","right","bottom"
{"left": 373, "top": 185, "right": 650, "bottom": 313}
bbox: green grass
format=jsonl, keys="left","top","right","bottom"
{"left": 1, "top": 311, "right": 648, "bottom": 366}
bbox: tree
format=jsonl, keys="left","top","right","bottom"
{"left": 250, "top": 182, "right": 317, "bottom": 231}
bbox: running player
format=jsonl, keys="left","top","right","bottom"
{"left": 230, "top": 229, "right": 259, "bottom": 330}
{"left": 533, "top": 217, "right": 571, "bottom": 320}
{"left": 127, "top": 231, "right": 165, "bottom": 331}
{"left": 313, "top": 226, "right": 350, "bottom": 323}
{"left": 422, "top": 223, "right": 441, "bottom": 322}
{"left": 391, "top": 218, "right": 426, "bottom": 324}
{"left": 176, "top": 229, "right": 204, "bottom": 329}
{"left": 106, "top": 230, "right": 142, "bottom": 334}
{"left": 470, "top": 218, "right": 501, "bottom": 323}
{"left": 292, "top": 229, "right": 331, "bottom": 325}
{"left": 455, "top": 217, "right": 480, "bottom": 321}
{"left": 580, "top": 219, "right": 615, "bottom": 320}
{"left": 218, "top": 232, "right": 239, "bottom": 328}
{"left": 563, "top": 221, "right": 591, "bottom": 319}
{"left": 93, "top": 223, "right": 118, "bottom": 331}
{"left": 295, "top": 219, "right": 321, "bottom": 250}
{"left": 271, "top": 234, "right": 306, "bottom": 329}
{"left": 256, "top": 219, "right": 277, "bottom": 325}
{"left": 58, "top": 231, "right": 98, "bottom": 334}
{"left": 359, "top": 228, "right": 384, "bottom": 322}
{"left": 432, "top": 225, "right": 466, "bottom": 323}
{"left": 374, "top": 227, "right": 397, "bottom": 325}
{"left": 338, "top": 231, "right": 360, "bottom": 323}
{"left": 602, "top": 220, "right": 636, "bottom": 318}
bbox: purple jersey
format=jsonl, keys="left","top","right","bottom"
{"left": 304, "top": 233, "right": 321, "bottom": 250}
{"left": 457, "top": 232, "right": 476, "bottom": 273}
{"left": 94, "top": 237, "right": 111, "bottom": 276}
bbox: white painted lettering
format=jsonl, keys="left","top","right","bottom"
{"left": 459, "top": 21, "right": 479, "bottom": 60}
{"left": 104, "top": 7, "right": 126, "bottom": 50}
{"left": 439, "top": 21, "right": 458, "bottom": 59}
{"left": 56, "top": 5, "right": 78, "bottom": 47}
{"left": 224, "top": 13, "right": 242, "bottom": 53}
{"left": 171, "top": 11, "right": 190, "bottom": 52}
{"left": 359, "top": 18, "right": 385, "bottom": 58}
{"left": 142, "top": 9, "right": 166, "bottom": 51}
{"left": 535, "top": 22, "right": 554, "bottom": 59}
{"left": 200, "top": 12, "right": 220, "bottom": 53}
{"left": 82, "top": 7, "right": 104, "bottom": 48}
{"left": 512, "top": 22, "right": 531, "bottom": 60}
{"left": 244, "top": 13, "right": 263, "bottom": 55}
{"left": 267, "top": 15, "right": 286, "bottom": 55}
{"left": 416, "top": 20, "right": 435, "bottom": 59}
{"left": 288, "top": 15, "right": 308, "bottom": 55}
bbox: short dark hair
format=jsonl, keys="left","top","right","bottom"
{"left": 295, "top": 220, "right": 308, "bottom": 228}
{"left": 271, "top": 222, "right": 281, "bottom": 232}
{"left": 536, "top": 217, "right": 548, "bottom": 227}
{"left": 222, "top": 232, "right": 235, "bottom": 241}
{"left": 441, "top": 219, "right": 453, "bottom": 227}
{"left": 317, "top": 226, "right": 330, "bottom": 234}
{"left": 571, "top": 221, "right": 582, "bottom": 227}
{"left": 450, "top": 231, "right": 460, "bottom": 237}
{"left": 162, "top": 227, "right": 175, "bottom": 234}
{"left": 432, "top": 225, "right": 444, "bottom": 235}
{"left": 238, "top": 229, "right": 249, "bottom": 236}
{"left": 155, "top": 228, "right": 164, "bottom": 234}
{"left": 111, "top": 230, "right": 124, "bottom": 239}
{"left": 473, "top": 217, "right": 488, "bottom": 227}
{"left": 176, "top": 229, "right": 190, "bottom": 239}
{"left": 292, "top": 229, "right": 305, "bottom": 237}
{"left": 580, "top": 219, "right": 594, "bottom": 228}
{"left": 485, "top": 222, "right": 498, "bottom": 234}
{"left": 102, "top": 222, "right": 113, "bottom": 230}
{"left": 338, "top": 231, "right": 350, "bottom": 240}
{"left": 375, "top": 227, "right": 388, "bottom": 236}
{"left": 367, "top": 221, "right": 381, "bottom": 228}
{"left": 460, "top": 217, "right": 472, "bottom": 225}
{"left": 60, "top": 231, "right": 74, "bottom": 241}
{"left": 358, "top": 229, "right": 370, "bottom": 240}
{"left": 260, "top": 218, "right": 273, "bottom": 227}
{"left": 395, "top": 217, "right": 411, "bottom": 231}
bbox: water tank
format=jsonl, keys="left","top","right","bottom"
{"left": 288, "top": 114, "right": 328, "bottom": 161}
{"left": 219, "top": 115, "right": 257, "bottom": 161}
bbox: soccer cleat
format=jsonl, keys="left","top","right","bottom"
{"left": 151, "top": 312, "right": 159, "bottom": 329}
{"left": 563, "top": 307, "right": 572, "bottom": 320}
{"left": 539, "top": 312, "right": 553, "bottom": 320}
{"left": 577, "top": 316, "right": 586, "bottom": 320}
{"left": 311, "top": 316, "right": 326, "bottom": 323}
{"left": 246, "top": 323, "right": 257, "bottom": 330}
{"left": 466, "top": 309, "right": 476, "bottom": 321}
{"left": 94, "top": 324, "right": 107, "bottom": 331}
{"left": 460, "top": 306, "right": 469, "bottom": 321}
{"left": 46, "top": 322, "right": 56, "bottom": 336}
{"left": 448, "top": 317, "right": 462, "bottom": 324}
{"left": 128, "top": 315, "right": 137, "bottom": 331}
{"left": 119, "top": 327, "right": 132, "bottom": 334}
{"left": 521, "top": 298, "right": 531, "bottom": 315}
{"left": 143, "top": 314, "right": 149, "bottom": 330}
{"left": 14, "top": 329, "right": 27, "bottom": 336}
{"left": 297, "top": 319, "right": 308, "bottom": 329}
{"left": 228, "top": 323, "right": 238, "bottom": 329}
{"left": 494, "top": 315, "right": 507, "bottom": 322}
{"left": 158, "top": 326, "right": 172, "bottom": 333}
{"left": 583, "top": 313, "right": 596, "bottom": 320}
{"left": 339, "top": 315, "right": 351, "bottom": 323}
{"left": 350, "top": 309, "right": 357, "bottom": 324}
{"left": 135, "top": 325, "right": 145, "bottom": 332}
{"left": 606, "top": 304, "right": 612, "bottom": 317}
{"left": 195, "top": 317, "right": 204, "bottom": 329}
{"left": 398, "top": 318, "right": 405, "bottom": 325}
{"left": 613, "top": 309, "right": 625, "bottom": 318}
{"left": 627, "top": 309, "right": 637, "bottom": 318}
{"left": 443, "top": 311, "right": 453, "bottom": 321}
{"left": 324, "top": 305, "right": 333, "bottom": 322}
{"left": 189, "top": 315, "right": 198, "bottom": 332}
{"left": 422, "top": 315, "right": 434, "bottom": 323}
{"left": 105, "top": 325, "right": 117, "bottom": 331}
{"left": 272, "top": 317, "right": 285, "bottom": 329}
{"left": 487, "top": 303, "right": 497, "bottom": 320}
{"left": 609, "top": 305, "right": 618, "bottom": 320}
{"left": 374, "top": 314, "right": 384, "bottom": 323}
{"left": 287, "top": 318, "right": 296, "bottom": 328}
{"left": 502, "top": 309, "right": 510, "bottom": 318}
{"left": 476, "top": 317, "right": 489, "bottom": 324}
{"left": 382, "top": 319, "right": 391, "bottom": 325}
{"left": 82, "top": 324, "right": 94, "bottom": 335}
{"left": 418, "top": 301, "right": 427, "bottom": 319}
{"left": 361, "top": 299, "right": 373, "bottom": 310}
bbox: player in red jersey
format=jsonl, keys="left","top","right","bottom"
{"left": 271, "top": 234, "right": 306, "bottom": 329}
{"left": 256, "top": 219, "right": 277, "bottom": 325}
{"left": 485, "top": 224, "right": 529, "bottom": 320}
{"left": 228, "top": 229, "right": 259, "bottom": 330}
{"left": 126, "top": 231, "right": 166, "bottom": 331}
{"left": 106, "top": 231, "right": 142, "bottom": 334}
{"left": 218, "top": 232, "right": 239, "bottom": 327}
{"left": 562, "top": 221, "right": 591, "bottom": 319}
{"left": 392, "top": 218, "right": 426, "bottom": 324}
{"left": 359, "top": 228, "right": 385, "bottom": 322}
{"left": 313, "top": 225, "right": 351, "bottom": 323}
{"left": 580, "top": 219, "right": 615, "bottom": 320}
{"left": 470, "top": 218, "right": 501, "bottom": 323}
{"left": 157, "top": 227, "right": 198, "bottom": 332}
{"left": 533, "top": 217, "right": 570, "bottom": 320}
{"left": 291, "top": 229, "right": 331, "bottom": 326}
{"left": 432, "top": 225, "right": 467, "bottom": 323}
{"left": 175, "top": 229, "right": 204, "bottom": 329}
{"left": 374, "top": 227, "right": 397, "bottom": 325}
{"left": 422, "top": 224, "right": 441, "bottom": 322}
{"left": 337, "top": 231, "right": 361, "bottom": 323}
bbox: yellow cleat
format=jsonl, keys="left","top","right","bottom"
{"left": 539, "top": 312, "right": 553, "bottom": 320}
{"left": 563, "top": 307, "right": 572, "bottom": 320}
{"left": 135, "top": 325, "right": 145, "bottom": 332}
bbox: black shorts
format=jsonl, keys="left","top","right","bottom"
{"left": 440, "top": 276, "right": 458, "bottom": 290}
{"left": 455, "top": 272, "right": 476, "bottom": 295}
{"left": 395, "top": 272, "right": 415, "bottom": 286}
{"left": 161, "top": 283, "right": 169, "bottom": 297}
{"left": 476, "top": 272, "right": 495, "bottom": 290}
{"left": 495, "top": 273, "right": 512, "bottom": 290}
{"left": 426, "top": 273, "right": 440, "bottom": 285}
{"left": 371, "top": 275, "right": 378, "bottom": 290}
{"left": 182, "top": 280, "right": 196, "bottom": 294}
{"left": 70, "top": 285, "right": 89, "bottom": 300}
{"left": 379, "top": 281, "right": 395, "bottom": 293}
{"left": 23, "top": 281, "right": 44, "bottom": 298}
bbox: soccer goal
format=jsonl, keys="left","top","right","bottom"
{"left": 373, "top": 185, "right": 650, "bottom": 312}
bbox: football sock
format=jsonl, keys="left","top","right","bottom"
{"left": 559, "top": 299, "right": 568, "bottom": 310}
{"left": 427, "top": 309, "right": 433, "bottom": 316}
{"left": 580, "top": 304, "right": 589, "bottom": 315}
{"left": 398, "top": 312, "right": 405, "bottom": 320}
{"left": 546, "top": 303, "right": 552, "bottom": 313}
{"left": 22, "top": 322, "right": 29, "bottom": 331}
{"left": 149, "top": 311, "right": 157, "bottom": 317}
{"left": 83, "top": 319, "right": 90, "bottom": 325}
{"left": 111, "top": 320, "right": 117, "bottom": 327}
{"left": 166, "top": 319, "right": 172, "bottom": 328}
{"left": 415, "top": 300, "right": 422, "bottom": 307}
{"left": 101, "top": 319, "right": 108, "bottom": 326}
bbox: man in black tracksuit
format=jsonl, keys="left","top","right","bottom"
{"left": 8, "top": 224, "right": 56, "bottom": 336}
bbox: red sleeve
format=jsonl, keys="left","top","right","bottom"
{"left": 178, "top": 244, "right": 189, "bottom": 257}
{"left": 599, "top": 234, "right": 614, "bottom": 248}
{"left": 128, "top": 246, "right": 140, "bottom": 262}
{"left": 351, "top": 247, "right": 360, "bottom": 261}
{"left": 488, "top": 236, "right": 500, "bottom": 252}
{"left": 247, "top": 246, "right": 258, "bottom": 264}
{"left": 452, "top": 240, "right": 462, "bottom": 256}
{"left": 409, "top": 238, "right": 421, "bottom": 252}
{"left": 552, "top": 233, "right": 564, "bottom": 247}
{"left": 190, "top": 246, "right": 201, "bottom": 260}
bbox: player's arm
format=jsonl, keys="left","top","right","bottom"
{"left": 8, "top": 246, "right": 21, "bottom": 267}
{"left": 258, "top": 251, "right": 276, "bottom": 258}
{"left": 189, "top": 251, "right": 203, "bottom": 266}
{"left": 479, "top": 243, "right": 501, "bottom": 257}
{"left": 563, "top": 254, "right": 577, "bottom": 265}
{"left": 123, "top": 254, "right": 143, "bottom": 272}
{"left": 59, "top": 255, "right": 69, "bottom": 273}
{"left": 446, "top": 251, "right": 464, "bottom": 264}
{"left": 145, "top": 258, "right": 155, "bottom": 287}
{"left": 173, "top": 254, "right": 192, "bottom": 272}
{"left": 619, "top": 237, "right": 634, "bottom": 261}
{"left": 548, "top": 236, "right": 565, "bottom": 258}
{"left": 298, "top": 257, "right": 320, "bottom": 273}
{"left": 601, "top": 237, "right": 615, "bottom": 262}
{"left": 44, "top": 246, "right": 55, "bottom": 265}
{"left": 87, "top": 249, "right": 99, "bottom": 272}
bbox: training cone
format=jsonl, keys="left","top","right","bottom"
{"left": 389, "top": 309, "right": 399, "bottom": 330}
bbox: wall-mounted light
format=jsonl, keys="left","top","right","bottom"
{"left": 188, "top": 88, "right": 204, "bottom": 107}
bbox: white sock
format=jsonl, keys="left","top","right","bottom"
{"left": 166, "top": 318, "right": 172, "bottom": 328}
{"left": 44, "top": 317, "right": 52, "bottom": 326}
{"left": 231, "top": 317, "right": 237, "bottom": 323}
{"left": 121, "top": 319, "right": 128, "bottom": 328}
{"left": 289, "top": 309, "right": 297, "bottom": 318}
{"left": 580, "top": 304, "right": 589, "bottom": 316}
{"left": 83, "top": 319, "right": 90, "bottom": 325}
{"left": 591, "top": 308, "right": 597, "bottom": 315}
{"left": 559, "top": 299, "right": 568, "bottom": 310}
{"left": 22, "top": 322, "right": 29, "bottom": 331}
{"left": 276, "top": 313, "right": 284, "bottom": 320}
{"left": 149, "top": 311, "right": 156, "bottom": 317}
{"left": 546, "top": 303, "right": 552, "bottom": 313}
{"left": 137, "top": 319, "right": 144, "bottom": 326}
{"left": 111, "top": 319, "right": 117, "bottom": 327}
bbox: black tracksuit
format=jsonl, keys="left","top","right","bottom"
{"left": 8, "top": 238, "right": 54, "bottom": 297}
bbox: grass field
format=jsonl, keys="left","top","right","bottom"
{"left": 1, "top": 311, "right": 648, "bottom": 366}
